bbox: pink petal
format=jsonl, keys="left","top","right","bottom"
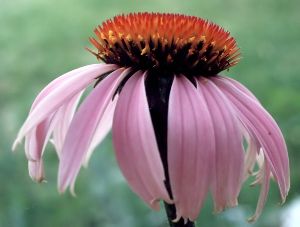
{"left": 23, "top": 110, "right": 57, "bottom": 180}
{"left": 248, "top": 162, "right": 271, "bottom": 222}
{"left": 52, "top": 91, "right": 83, "bottom": 156}
{"left": 28, "top": 160, "right": 45, "bottom": 182}
{"left": 24, "top": 90, "right": 84, "bottom": 181}
{"left": 215, "top": 76, "right": 259, "bottom": 101}
{"left": 243, "top": 134, "right": 260, "bottom": 181}
{"left": 83, "top": 96, "right": 118, "bottom": 167}
{"left": 13, "top": 64, "right": 117, "bottom": 148}
{"left": 167, "top": 76, "right": 215, "bottom": 220}
{"left": 20, "top": 65, "right": 119, "bottom": 185}
{"left": 58, "top": 68, "right": 128, "bottom": 194}
{"left": 199, "top": 78, "right": 244, "bottom": 212}
{"left": 112, "top": 71, "right": 171, "bottom": 210}
{"left": 215, "top": 78, "right": 290, "bottom": 202}
{"left": 30, "top": 66, "right": 93, "bottom": 110}
{"left": 24, "top": 117, "right": 53, "bottom": 161}
{"left": 15, "top": 65, "right": 114, "bottom": 180}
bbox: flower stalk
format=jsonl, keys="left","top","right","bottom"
{"left": 164, "top": 202, "right": 195, "bottom": 227}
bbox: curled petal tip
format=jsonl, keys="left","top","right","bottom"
{"left": 247, "top": 169, "right": 254, "bottom": 176}
{"left": 70, "top": 187, "right": 77, "bottom": 197}
{"left": 12, "top": 139, "right": 21, "bottom": 152}
{"left": 172, "top": 214, "right": 182, "bottom": 223}
{"left": 32, "top": 177, "right": 47, "bottom": 183}
{"left": 32, "top": 177, "right": 46, "bottom": 183}
{"left": 279, "top": 196, "right": 287, "bottom": 206}
{"left": 247, "top": 215, "right": 257, "bottom": 223}
{"left": 213, "top": 207, "right": 224, "bottom": 214}
{"left": 150, "top": 199, "right": 160, "bottom": 211}
{"left": 29, "top": 160, "right": 45, "bottom": 182}
{"left": 58, "top": 179, "right": 77, "bottom": 196}
{"left": 82, "top": 163, "right": 89, "bottom": 169}
{"left": 58, "top": 183, "right": 66, "bottom": 195}
{"left": 70, "top": 180, "right": 77, "bottom": 197}
{"left": 250, "top": 181, "right": 259, "bottom": 187}
{"left": 35, "top": 175, "right": 46, "bottom": 183}
{"left": 172, "top": 217, "right": 190, "bottom": 224}
{"left": 184, "top": 218, "right": 189, "bottom": 224}
{"left": 228, "top": 199, "right": 238, "bottom": 208}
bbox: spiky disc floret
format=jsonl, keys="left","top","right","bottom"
{"left": 89, "top": 13, "right": 240, "bottom": 76}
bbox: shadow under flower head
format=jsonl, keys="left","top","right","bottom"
{"left": 13, "top": 12, "right": 289, "bottom": 224}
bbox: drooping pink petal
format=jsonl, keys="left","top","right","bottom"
{"left": 28, "top": 160, "right": 45, "bottom": 182}
{"left": 58, "top": 68, "right": 128, "bottom": 194}
{"left": 199, "top": 78, "right": 244, "bottom": 212}
{"left": 248, "top": 162, "right": 271, "bottom": 222}
{"left": 214, "top": 78, "right": 289, "bottom": 202}
{"left": 19, "top": 65, "right": 111, "bottom": 160}
{"left": 24, "top": 116, "right": 53, "bottom": 161}
{"left": 22, "top": 81, "right": 59, "bottom": 160}
{"left": 83, "top": 96, "right": 118, "bottom": 167}
{"left": 23, "top": 95, "right": 57, "bottom": 179}
{"left": 24, "top": 126, "right": 51, "bottom": 181}
{"left": 243, "top": 134, "right": 260, "bottom": 181}
{"left": 29, "top": 66, "right": 93, "bottom": 110}
{"left": 167, "top": 76, "right": 215, "bottom": 220}
{"left": 112, "top": 71, "right": 171, "bottom": 210}
{"left": 31, "top": 65, "right": 100, "bottom": 108}
{"left": 13, "top": 64, "right": 118, "bottom": 148}
{"left": 20, "top": 77, "right": 81, "bottom": 161}
{"left": 52, "top": 91, "right": 84, "bottom": 156}
{"left": 249, "top": 151, "right": 266, "bottom": 189}
{"left": 24, "top": 90, "right": 84, "bottom": 182}
{"left": 215, "top": 76, "right": 259, "bottom": 101}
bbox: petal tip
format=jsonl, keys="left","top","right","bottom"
{"left": 172, "top": 214, "right": 182, "bottom": 223}
{"left": 150, "top": 199, "right": 161, "bottom": 211}
{"left": 58, "top": 180, "right": 67, "bottom": 195}
{"left": 213, "top": 207, "right": 224, "bottom": 214}
{"left": 12, "top": 139, "right": 21, "bottom": 151}
{"left": 58, "top": 185, "right": 66, "bottom": 195}
{"left": 279, "top": 195, "right": 287, "bottom": 206}
{"left": 228, "top": 199, "right": 238, "bottom": 208}
{"left": 28, "top": 160, "right": 45, "bottom": 182}
{"left": 247, "top": 215, "right": 257, "bottom": 223}
{"left": 70, "top": 180, "right": 78, "bottom": 197}
{"left": 31, "top": 176, "right": 46, "bottom": 183}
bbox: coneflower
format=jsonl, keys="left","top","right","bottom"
{"left": 13, "top": 13, "right": 289, "bottom": 227}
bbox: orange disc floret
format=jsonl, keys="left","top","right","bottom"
{"left": 88, "top": 13, "right": 240, "bottom": 76}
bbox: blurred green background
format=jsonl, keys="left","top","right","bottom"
{"left": 1, "top": 0, "right": 300, "bottom": 226}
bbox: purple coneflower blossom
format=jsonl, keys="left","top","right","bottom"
{"left": 13, "top": 13, "right": 289, "bottom": 226}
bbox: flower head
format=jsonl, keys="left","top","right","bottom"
{"left": 88, "top": 13, "right": 239, "bottom": 76}
{"left": 14, "top": 13, "right": 289, "bottom": 223}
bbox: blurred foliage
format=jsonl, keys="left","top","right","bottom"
{"left": 0, "top": 0, "right": 300, "bottom": 226}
